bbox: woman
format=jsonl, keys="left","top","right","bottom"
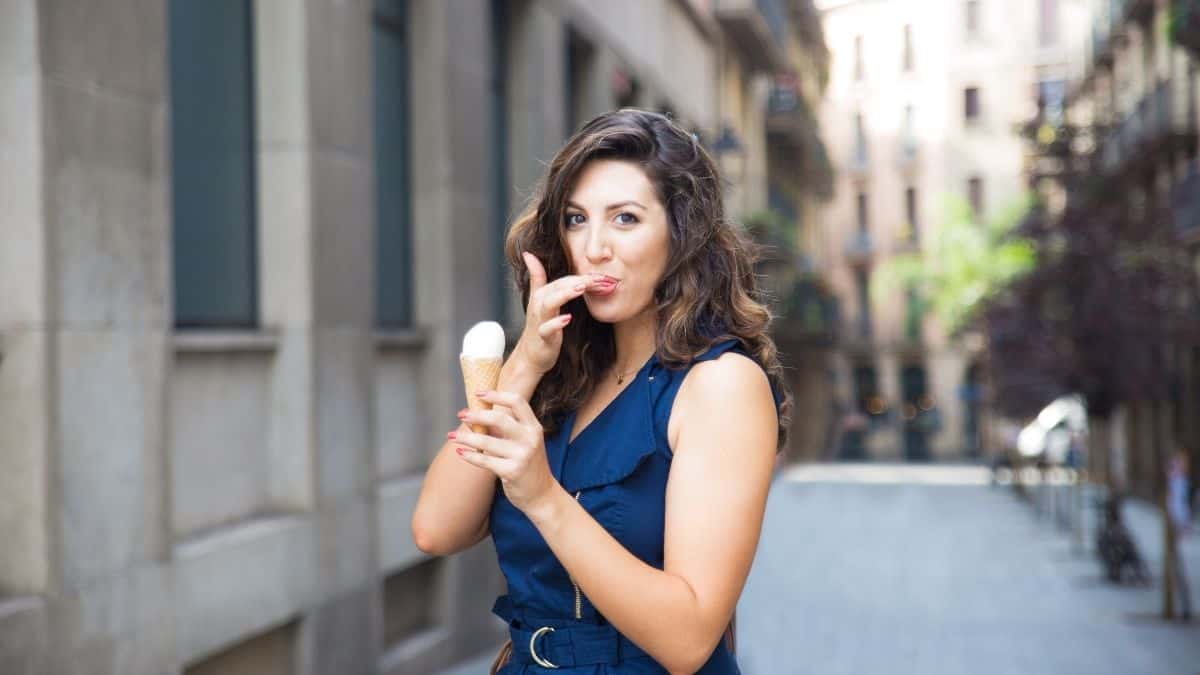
{"left": 411, "top": 109, "right": 791, "bottom": 674}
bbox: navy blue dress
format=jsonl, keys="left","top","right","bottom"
{"left": 488, "top": 339, "right": 782, "bottom": 673}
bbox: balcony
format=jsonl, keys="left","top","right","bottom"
{"left": 1172, "top": 0, "right": 1200, "bottom": 57}
{"left": 766, "top": 76, "right": 835, "bottom": 196}
{"left": 893, "top": 228, "right": 920, "bottom": 253}
{"left": 714, "top": 0, "right": 789, "bottom": 72}
{"left": 1096, "top": 82, "right": 1197, "bottom": 175}
{"left": 1091, "top": 0, "right": 1131, "bottom": 67}
{"left": 844, "top": 230, "right": 874, "bottom": 265}
{"left": 1174, "top": 162, "right": 1200, "bottom": 239}
{"left": 774, "top": 278, "right": 839, "bottom": 346}
{"left": 846, "top": 146, "right": 870, "bottom": 175}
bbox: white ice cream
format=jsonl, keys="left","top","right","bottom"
{"left": 461, "top": 321, "right": 506, "bottom": 359}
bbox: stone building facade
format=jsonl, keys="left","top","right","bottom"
{"left": 0, "top": 1, "right": 829, "bottom": 673}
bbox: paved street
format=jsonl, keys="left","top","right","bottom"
{"left": 739, "top": 464, "right": 1199, "bottom": 675}
{"left": 441, "top": 464, "right": 1200, "bottom": 674}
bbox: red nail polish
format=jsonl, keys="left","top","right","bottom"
{"left": 455, "top": 447, "right": 466, "bottom": 455}
{"left": 447, "top": 431, "right": 457, "bottom": 439}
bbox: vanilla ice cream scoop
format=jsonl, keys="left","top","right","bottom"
{"left": 460, "top": 322, "right": 506, "bottom": 434}
{"left": 461, "top": 321, "right": 506, "bottom": 358}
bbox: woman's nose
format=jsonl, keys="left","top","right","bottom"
{"left": 584, "top": 226, "right": 610, "bottom": 260}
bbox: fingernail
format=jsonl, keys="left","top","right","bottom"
{"left": 447, "top": 431, "right": 457, "bottom": 439}
{"left": 575, "top": 283, "right": 586, "bottom": 292}
{"left": 456, "top": 447, "right": 465, "bottom": 455}
{"left": 561, "top": 314, "right": 572, "bottom": 325}
{"left": 456, "top": 410, "right": 467, "bottom": 419}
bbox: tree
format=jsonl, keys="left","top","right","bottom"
{"left": 876, "top": 194, "right": 1036, "bottom": 338}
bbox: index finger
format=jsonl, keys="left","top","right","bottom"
{"left": 522, "top": 252, "right": 549, "bottom": 294}
{"left": 536, "top": 273, "right": 601, "bottom": 311}
{"left": 477, "top": 390, "right": 538, "bottom": 428}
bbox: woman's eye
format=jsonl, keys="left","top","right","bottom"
{"left": 615, "top": 212, "right": 639, "bottom": 225}
{"left": 564, "top": 213, "right": 585, "bottom": 228}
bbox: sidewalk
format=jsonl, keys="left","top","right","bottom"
{"left": 1037, "top": 480, "right": 1199, "bottom": 611}
{"left": 1108, "top": 488, "right": 1199, "bottom": 605}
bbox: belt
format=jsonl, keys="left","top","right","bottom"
{"left": 492, "top": 595, "right": 652, "bottom": 668}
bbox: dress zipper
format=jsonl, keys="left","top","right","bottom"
{"left": 571, "top": 490, "right": 583, "bottom": 619}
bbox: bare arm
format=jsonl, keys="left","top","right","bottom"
{"left": 412, "top": 251, "right": 602, "bottom": 556}
{"left": 522, "top": 353, "right": 778, "bottom": 673}
{"left": 410, "top": 354, "right": 542, "bottom": 557}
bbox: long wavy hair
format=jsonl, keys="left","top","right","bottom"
{"left": 504, "top": 109, "right": 793, "bottom": 453}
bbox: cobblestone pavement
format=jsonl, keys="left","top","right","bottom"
{"left": 440, "top": 463, "right": 1200, "bottom": 674}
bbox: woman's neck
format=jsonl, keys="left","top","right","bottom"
{"left": 612, "top": 308, "right": 658, "bottom": 374}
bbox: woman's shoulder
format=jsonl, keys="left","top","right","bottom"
{"left": 666, "top": 342, "right": 779, "bottom": 451}
{"left": 683, "top": 342, "right": 770, "bottom": 396}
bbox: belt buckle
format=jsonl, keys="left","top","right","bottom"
{"left": 529, "top": 626, "right": 559, "bottom": 669}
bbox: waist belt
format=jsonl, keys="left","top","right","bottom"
{"left": 492, "top": 595, "right": 651, "bottom": 668}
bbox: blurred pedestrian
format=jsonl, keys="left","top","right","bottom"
{"left": 1166, "top": 449, "right": 1193, "bottom": 621}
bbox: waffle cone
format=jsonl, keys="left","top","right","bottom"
{"left": 460, "top": 355, "right": 503, "bottom": 434}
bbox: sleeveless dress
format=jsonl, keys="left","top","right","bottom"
{"left": 488, "top": 338, "right": 783, "bottom": 674}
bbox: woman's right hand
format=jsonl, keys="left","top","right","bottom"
{"left": 513, "top": 251, "right": 599, "bottom": 375}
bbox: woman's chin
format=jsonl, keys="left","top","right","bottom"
{"left": 582, "top": 300, "right": 624, "bottom": 324}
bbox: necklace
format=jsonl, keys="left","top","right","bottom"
{"left": 614, "top": 349, "right": 655, "bottom": 385}
{"left": 615, "top": 367, "right": 639, "bottom": 386}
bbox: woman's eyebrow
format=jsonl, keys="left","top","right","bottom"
{"left": 565, "top": 200, "right": 647, "bottom": 212}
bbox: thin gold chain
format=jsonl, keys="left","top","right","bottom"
{"left": 613, "top": 348, "right": 656, "bottom": 385}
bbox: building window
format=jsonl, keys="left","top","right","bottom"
{"left": 168, "top": 0, "right": 258, "bottom": 329}
{"left": 856, "top": 192, "right": 869, "bottom": 232}
{"left": 905, "top": 187, "right": 919, "bottom": 242}
{"left": 855, "top": 268, "right": 872, "bottom": 339}
{"left": 902, "top": 25, "right": 914, "bottom": 71}
{"left": 968, "top": 176, "right": 984, "bottom": 221}
{"left": 1038, "top": 0, "right": 1059, "bottom": 47}
{"left": 1036, "top": 79, "right": 1066, "bottom": 125}
{"left": 966, "top": 0, "right": 980, "bottom": 37}
{"left": 374, "top": 0, "right": 413, "bottom": 329}
{"left": 564, "top": 26, "right": 595, "bottom": 139}
{"left": 903, "top": 104, "right": 916, "bottom": 152}
{"left": 964, "top": 86, "right": 980, "bottom": 124}
{"left": 854, "top": 112, "right": 868, "bottom": 163}
{"left": 854, "top": 35, "right": 864, "bottom": 81}
{"left": 491, "top": 0, "right": 512, "bottom": 325}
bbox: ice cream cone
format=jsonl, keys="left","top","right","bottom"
{"left": 460, "top": 355, "right": 502, "bottom": 434}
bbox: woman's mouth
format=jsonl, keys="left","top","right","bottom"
{"left": 587, "top": 278, "right": 619, "bottom": 297}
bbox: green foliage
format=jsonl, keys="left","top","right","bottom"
{"left": 743, "top": 209, "right": 796, "bottom": 253}
{"left": 875, "top": 194, "right": 1037, "bottom": 335}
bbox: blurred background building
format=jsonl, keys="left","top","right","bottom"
{"left": 0, "top": 0, "right": 831, "bottom": 673}
{"left": 816, "top": 0, "right": 1092, "bottom": 462}
{"left": 1039, "top": 0, "right": 1200, "bottom": 501}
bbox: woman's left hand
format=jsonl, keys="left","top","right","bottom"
{"left": 450, "top": 390, "right": 558, "bottom": 514}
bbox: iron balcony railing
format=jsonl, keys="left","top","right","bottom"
{"left": 1174, "top": 161, "right": 1200, "bottom": 237}
{"left": 844, "top": 230, "right": 874, "bottom": 263}
{"left": 755, "top": 0, "right": 789, "bottom": 50}
{"left": 1097, "top": 81, "right": 1196, "bottom": 173}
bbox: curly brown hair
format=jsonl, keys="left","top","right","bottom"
{"left": 504, "top": 109, "right": 793, "bottom": 453}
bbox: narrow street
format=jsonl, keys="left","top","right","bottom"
{"left": 738, "top": 464, "right": 1200, "bottom": 675}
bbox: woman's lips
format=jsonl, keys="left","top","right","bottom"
{"left": 587, "top": 279, "right": 618, "bottom": 296}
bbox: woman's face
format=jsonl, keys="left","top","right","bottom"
{"left": 562, "top": 159, "right": 670, "bottom": 325}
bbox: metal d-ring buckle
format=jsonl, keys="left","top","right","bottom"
{"left": 529, "top": 626, "right": 559, "bottom": 669}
